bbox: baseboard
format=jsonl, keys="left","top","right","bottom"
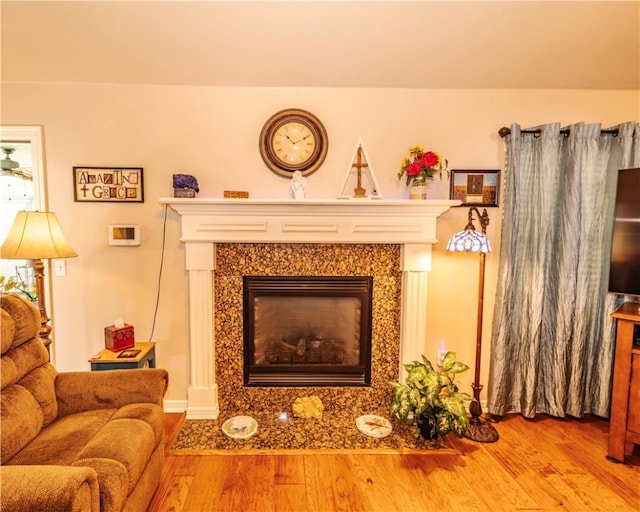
{"left": 164, "top": 399, "right": 187, "bottom": 413}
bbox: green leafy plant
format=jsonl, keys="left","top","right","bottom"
{"left": 389, "top": 351, "right": 474, "bottom": 439}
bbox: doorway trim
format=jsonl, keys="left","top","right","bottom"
{"left": 0, "top": 125, "right": 54, "bottom": 361}
{"left": 0, "top": 125, "right": 46, "bottom": 209}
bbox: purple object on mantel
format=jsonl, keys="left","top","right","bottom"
{"left": 173, "top": 174, "right": 199, "bottom": 192}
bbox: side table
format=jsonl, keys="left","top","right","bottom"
{"left": 89, "top": 341, "right": 156, "bottom": 371}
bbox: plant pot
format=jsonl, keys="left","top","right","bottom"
{"left": 409, "top": 177, "right": 427, "bottom": 199}
{"left": 417, "top": 416, "right": 438, "bottom": 440}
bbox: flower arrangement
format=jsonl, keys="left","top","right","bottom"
{"left": 0, "top": 274, "right": 37, "bottom": 302}
{"left": 397, "top": 145, "right": 449, "bottom": 186}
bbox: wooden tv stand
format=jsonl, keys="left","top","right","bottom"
{"left": 607, "top": 302, "right": 640, "bottom": 463}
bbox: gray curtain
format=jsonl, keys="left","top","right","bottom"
{"left": 488, "top": 122, "right": 640, "bottom": 419}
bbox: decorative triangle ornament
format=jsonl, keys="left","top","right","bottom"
{"left": 338, "top": 138, "right": 383, "bottom": 199}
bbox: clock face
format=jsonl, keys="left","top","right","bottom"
{"left": 272, "top": 121, "right": 317, "bottom": 168}
{"left": 259, "top": 109, "right": 328, "bottom": 177}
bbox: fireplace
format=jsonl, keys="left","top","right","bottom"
{"left": 243, "top": 276, "right": 373, "bottom": 386}
{"left": 160, "top": 198, "right": 459, "bottom": 418}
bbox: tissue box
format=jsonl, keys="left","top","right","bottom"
{"left": 104, "top": 324, "right": 135, "bottom": 351}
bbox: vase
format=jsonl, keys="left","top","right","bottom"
{"left": 409, "top": 177, "right": 427, "bottom": 200}
{"left": 417, "top": 416, "right": 438, "bottom": 440}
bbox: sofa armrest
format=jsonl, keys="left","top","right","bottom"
{"left": 55, "top": 368, "right": 169, "bottom": 417}
{"left": 1, "top": 465, "right": 100, "bottom": 512}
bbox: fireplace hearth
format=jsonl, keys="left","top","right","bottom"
{"left": 243, "top": 276, "right": 373, "bottom": 386}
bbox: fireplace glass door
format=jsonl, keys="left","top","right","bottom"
{"left": 243, "top": 276, "right": 373, "bottom": 386}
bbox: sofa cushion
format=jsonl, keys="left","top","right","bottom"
{"left": 75, "top": 416, "right": 156, "bottom": 494}
{"left": 111, "top": 403, "right": 164, "bottom": 446}
{"left": 0, "top": 338, "right": 49, "bottom": 390}
{"left": 0, "top": 384, "right": 44, "bottom": 463}
{"left": 17, "top": 363, "right": 58, "bottom": 425}
{"left": 7, "top": 408, "right": 116, "bottom": 466}
{"left": 0, "top": 309, "right": 15, "bottom": 355}
{"left": 0, "top": 294, "right": 40, "bottom": 353}
{"left": 1, "top": 337, "right": 50, "bottom": 390}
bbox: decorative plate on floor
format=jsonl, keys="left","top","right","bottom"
{"left": 221, "top": 416, "right": 258, "bottom": 439}
{"left": 356, "top": 415, "right": 392, "bottom": 438}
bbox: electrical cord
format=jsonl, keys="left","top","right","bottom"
{"left": 148, "top": 204, "right": 168, "bottom": 341}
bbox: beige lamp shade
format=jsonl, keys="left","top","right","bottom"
{"left": 1, "top": 211, "right": 78, "bottom": 259}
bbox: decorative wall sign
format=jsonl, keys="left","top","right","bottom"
{"left": 73, "top": 167, "right": 144, "bottom": 203}
{"left": 449, "top": 169, "right": 500, "bottom": 207}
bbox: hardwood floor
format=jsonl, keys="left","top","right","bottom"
{"left": 149, "top": 413, "right": 640, "bottom": 512}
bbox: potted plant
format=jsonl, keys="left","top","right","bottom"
{"left": 397, "top": 145, "right": 448, "bottom": 199}
{"left": 389, "top": 351, "right": 474, "bottom": 439}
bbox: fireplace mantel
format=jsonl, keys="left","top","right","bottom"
{"left": 161, "top": 198, "right": 460, "bottom": 244}
{"left": 160, "top": 198, "right": 460, "bottom": 418}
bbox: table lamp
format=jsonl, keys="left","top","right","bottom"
{"left": 447, "top": 206, "right": 499, "bottom": 443}
{"left": 1, "top": 211, "right": 78, "bottom": 354}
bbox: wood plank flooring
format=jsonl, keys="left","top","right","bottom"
{"left": 148, "top": 413, "right": 640, "bottom": 512}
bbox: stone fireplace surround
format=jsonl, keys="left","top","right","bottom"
{"left": 161, "top": 198, "right": 459, "bottom": 419}
{"left": 216, "top": 243, "right": 399, "bottom": 416}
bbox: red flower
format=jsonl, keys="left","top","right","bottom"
{"left": 421, "top": 151, "right": 439, "bottom": 168}
{"left": 406, "top": 162, "right": 422, "bottom": 176}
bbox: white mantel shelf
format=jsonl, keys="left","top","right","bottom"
{"left": 159, "top": 198, "right": 461, "bottom": 244}
{"left": 159, "top": 197, "right": 460, "bottom": 419}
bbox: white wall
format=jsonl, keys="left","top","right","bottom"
{"left": 2, "top": 83, "right": 637, "bottom": 401}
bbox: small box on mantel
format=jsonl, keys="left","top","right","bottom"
{"left": 174, "top": 188, "right": 196, "bottom": 198}
{"left": 223, "top": 190, "right": 249, "bottom": 199}
{"left": 104, "top": 324, "right": 135, "bottom": 351}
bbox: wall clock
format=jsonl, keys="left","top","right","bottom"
{"left": 259, "top": 108, "right": 328, "bottom": 178}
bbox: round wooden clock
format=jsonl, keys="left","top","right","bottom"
{"left": 259, "top": 108, "right": 328, "bottom": 177}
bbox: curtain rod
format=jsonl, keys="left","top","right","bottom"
{"left": 498, "top": 126, "right": 619, "bottom": 139}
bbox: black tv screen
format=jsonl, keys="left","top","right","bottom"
{"left": 608, "top": 168, "right": 640, "bottom": 297}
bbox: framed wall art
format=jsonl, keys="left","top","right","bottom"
{"left": 73, "top": 167, "right": 144, "bottom": 203}
{"left": 449, "top": 169, "right": 500, "bottom": 207}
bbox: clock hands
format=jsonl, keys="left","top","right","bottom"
{"left": 283, "top": 134, "right": 308, "bottom": 147}
{"left": 292, "top": 134, "right": 312, "bottom": 145}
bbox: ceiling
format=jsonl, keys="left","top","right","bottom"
{"left": 1, "top": 1, "right": 639, "bottom": 90}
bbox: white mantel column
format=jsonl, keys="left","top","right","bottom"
{"left": 185, "top": 242, "right": 219, "bottom": 419}
{"left": 398, "top": 243, "right": 432, "bottom": 378}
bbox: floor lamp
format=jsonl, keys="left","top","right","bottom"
{"left": 447, "top": 206, "right": 499, "bottom": 443}
{"left": 0, "top": 211, "right": 78, "bottom": 355}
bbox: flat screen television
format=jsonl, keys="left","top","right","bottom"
{"left": 608, "top": 168, "right": 640, "bottom": 297}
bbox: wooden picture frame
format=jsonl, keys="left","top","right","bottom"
{"left": 449, "top": 169, "right": 500, "bottom": 207}
{"left": 73, "top": 167, "right": 144, "bottom": 203}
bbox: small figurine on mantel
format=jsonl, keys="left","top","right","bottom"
{"left": 290, "top": 170, "right": 307, "bottom": 199}
{"left": 173, "top": 174, "right": 199, "bottom": 198}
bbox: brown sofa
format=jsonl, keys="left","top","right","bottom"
{"left": 0, "top": 294, "right": 169, "bottom": 512}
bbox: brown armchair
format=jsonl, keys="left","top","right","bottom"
{"left": 1, "top": 294, "right": 169, "bottom": 512}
